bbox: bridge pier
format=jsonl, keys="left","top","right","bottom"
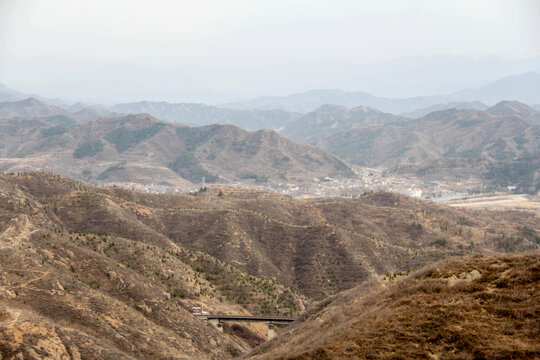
{"left": 267, "top": 323, "right": 276, "bottom": 340}
{"left": 209, "top": 318, "right": 223, "bottom": 332}
{"left": 196, "top": 314, "right": 295, "bottom": 339}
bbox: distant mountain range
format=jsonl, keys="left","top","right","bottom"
{"left": 0, "top": 83, "right": 69, "bottom": 106}
{"left": 486, "top": 100, "right": 540, "bottom": 124}
{"left": 2, "top": 74, "right": 540, "bottom": 194}
{"left": 0, "top": 97, "right": 300, "bottom": 132}
{"left": 2, "top": 71, "right": 540, "bottom": 128}
{"left": 401, "top": 101, "right": 488, "bottom": 119}
{"left": 223, "top": 88, "right": 444, "bottom": 114}
{"left": 110, "top": 101, "right": 300, "bottom": 131}
{"left": 315, "top": 105, "right": 538, "bottom": 167}
{"left": 0, "top": 98, "right": 71, "bottom": 119}
{"left": 0, "top": 113, "right": 353, "bottom": 186}
{"left": 224, "top": 72, "right": 540, "bottom": 114}
{"left": 0, "top": 83, "right": 26, "bottom": 102}
{"left": 450, "top": 72, "right": 540, "bottom": 106}
{"left": 281, "top": 104, "right": 408, "bottom": 143}
{"left": 308, "top": 101, "right": 540, "bottom": 193}
{"left": 0, "top": 97, "right": 111, "bottom": 122}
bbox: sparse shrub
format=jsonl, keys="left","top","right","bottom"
{"left": 431, "top": 238, "right": 448, "bottom": 247}
{"left": 104, "top": 124, "right": 164, "bottom": 153}
{"left": 73, "top": 140, "right": 104, "bottom": 159}
{"left": 457, "top": 217, "right": 474, "bottom": 226}
{"left": 495, "top": 235, "right": 523, "bottom": 252}
{"left": 522, "top": 226, "right": 540, "bottom": 244}
{"left": 240, "top": 173, "right": 269, "bottom": 183}
{"left": 168, "top": 152, "right": 218, "bottom": 183}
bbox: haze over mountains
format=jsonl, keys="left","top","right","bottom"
{"left": 3, "top": 1, "right": 540, "bottom": 358}
{"left": 0, "top": 98, "right": 71, "bottom": 119}
{"left": 224, "top": 72, "right": 540, "bottom": 114}
{"left": 2, "top": 69, "right": 540, "bottom": 360}
{"left": 110, "top": 101, "right": 300, "bottom": 131}
{"left": 2, "top": 71, "right": 540, "bottom": 194}
{"left": 401, "top": 101, "right": 488, "bottom": 119}
{"left": 2, "top": 71, "right": 540, "bottom": 118}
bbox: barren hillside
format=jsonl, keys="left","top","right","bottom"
{"left": 0, "top": 114, "right": 354, "bottom": 186}
{"left": 246, "top": 254, "right": 540, "bottom": 359}
{"left": 281, "top": 104, "right": 407, "bottom": 143}
{"left": 313, "top": 106, "right": 540, "bottom": 193}
{"left": 0, "top": 173, "right": 538, "bottom": 359}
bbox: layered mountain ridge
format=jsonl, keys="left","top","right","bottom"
{"left": 0, "top": 113, "right": 354, "bottom": 186}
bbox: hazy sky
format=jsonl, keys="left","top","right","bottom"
{"left": 1, "top": 0, "right": 539, "bottom": 103}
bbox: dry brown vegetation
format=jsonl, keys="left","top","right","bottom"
{"left": 0, "top": 172, "right": 538, "bottom": 359}
{"left": 246, "top": 254, "right": 540, "bottom": 360}
{"left": 0, "top": 174, "right": 310, "bottom": 359}
{"left": 5, "top": 172, "right": 540, "bottom": 299}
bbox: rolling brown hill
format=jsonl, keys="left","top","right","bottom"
{"left": 0, "top": 115, "right": 79, "bottom": 159}
{"left": 0, "top": 173, "right": 539, "bottom": 358}
{"left": 3, "top": 173, "right": 539, "bottom": 299}
{"left": 245, "top": 253, "right": 540, "bottom": 360}
{"left": 316, "top": 107, "right": 540, "bottom": 168}
{"left": 313, "top": 106, "right": 540, "bottom": 192}
{"left": 0, "top": 173, "right": 312, "bottom": 359}
{"left": 0, "top": 113, "right": 354, "bottom": 187}
{"left": 281, "top": 104, "right": 408, "bottom": 143}
{"left": 486, "top": 100, "right": 540, "bottom": 125}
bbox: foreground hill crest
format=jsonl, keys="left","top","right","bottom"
{"left": 246, "top": 254, "right": 540, "bottom": 359}
{"left": 0, "top": 173, "right": 538, "bottom": 359}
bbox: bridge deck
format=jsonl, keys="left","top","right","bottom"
{"left": 196, "top": 314, "right": 296, "bottom": 323}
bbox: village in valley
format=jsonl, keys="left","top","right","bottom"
{"left": 98, "top": 166, "right": 540, "bottom": 211}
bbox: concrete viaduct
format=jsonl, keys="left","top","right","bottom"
{"left": 195, "top": 314, "right": 296, "bottom": 340}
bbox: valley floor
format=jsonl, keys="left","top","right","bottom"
{"left": 443, "top": 194, "right": 540, "bottom": 211}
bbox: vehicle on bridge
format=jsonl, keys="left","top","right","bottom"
{"left": 191, "top": 306, "right": 209, "bottom": 315}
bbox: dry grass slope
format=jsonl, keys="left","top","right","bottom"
{"left": 0, "top": 173, "right": 538, "bottom": 359}
{"left": 246, "top": 254, "right": 540, "bottom": 360}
